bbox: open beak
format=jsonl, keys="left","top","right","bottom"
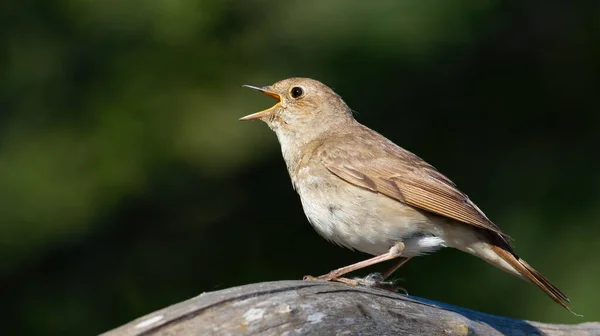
{"left": 240, "top": 85, "right": 282, "bottom": 121}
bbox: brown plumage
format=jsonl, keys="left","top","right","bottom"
{"left": 319, "top": 125, "right": 569, "bottom": 311}
{"left": 240, "top": 77, "right": 573, "bottom": 313}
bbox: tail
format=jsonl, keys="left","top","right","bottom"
{"left": 467, "top": 241, "right": 575, "bottom": 313}
{"left": 488, "top": 245, "right": 573, "bottom": 312}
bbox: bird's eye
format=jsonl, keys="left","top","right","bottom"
{"left": 290, "top": 86, "right": 304, "bottom": 99}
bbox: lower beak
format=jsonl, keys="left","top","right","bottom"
{"left": 240, "top": 85, "right": 282, "bottom": 121}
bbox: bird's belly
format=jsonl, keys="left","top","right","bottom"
{"left": 297, "top": 178, "right": 446, "bottom": 257}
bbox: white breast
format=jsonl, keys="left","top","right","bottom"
{"left": 295, "top": 166, "right": 446, "bottom": 257}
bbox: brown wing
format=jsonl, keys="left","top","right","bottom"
{"left": 319, "top": 129, "right": 511, "bottom": 244}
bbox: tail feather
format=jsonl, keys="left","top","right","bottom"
{"left": 519, "top": 258, "right": 569, "bottom": 302}
{"left": 489, "top": 245, "right": 573, "bottom": 313}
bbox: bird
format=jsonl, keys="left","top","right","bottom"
{"left": 239, "top": 77, "right": 572, "bottom": 312}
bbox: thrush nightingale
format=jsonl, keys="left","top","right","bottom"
{"left": 240, "top": 77, "right": 571, "bottom": 312}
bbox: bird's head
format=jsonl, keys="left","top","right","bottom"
{"left": 240, "top": 78, "right": 354, "bottom": 146}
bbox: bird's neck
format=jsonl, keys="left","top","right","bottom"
{"left": 276, "top": 118, "right": 358, "bottom": 189}
{"left": 276, "top": 131, "right": 309, "bottom": 188}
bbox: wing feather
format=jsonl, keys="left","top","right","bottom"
{"left": 318, "top": 129, "right": 510, "bottom": 243}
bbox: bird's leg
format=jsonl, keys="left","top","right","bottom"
{"left": 381, "top": 256, "right": 412, "bottom": 280}
{"left": 304, "top": 242, "right": 405, "bottom": 283}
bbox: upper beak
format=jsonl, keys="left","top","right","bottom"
{"left": 240, "top": 85, "right": 282, "bottom": 121}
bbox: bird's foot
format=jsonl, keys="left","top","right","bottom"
{"left": 352, "top": 273, "right": 408, "bottom": 294}
{"left": 303, "top": 272, "right": 407, "bottom": 293}
{"left": 302, "top": 275, "right": 360, "bottom": 286}
{"left": 303, "top": 267, "right": 346, "bottom": 281}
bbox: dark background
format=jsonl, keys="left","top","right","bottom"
{"left": 1, "top": 1, "right": 599, "bottom": 335}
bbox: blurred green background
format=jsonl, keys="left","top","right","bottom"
{"left": 1, "top": 1, "right": 599, "bottom": 334}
